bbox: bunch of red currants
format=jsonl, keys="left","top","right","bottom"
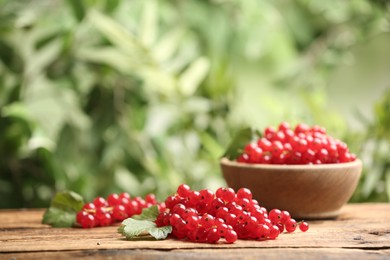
{"left": 155, "top": 184, "right": 308, "bottom": 243}
{"left": 76, "top": 192, "right": 163, "bottom": 228}
{"left": 237, "top": 122, "right": 356, "bottom": 165}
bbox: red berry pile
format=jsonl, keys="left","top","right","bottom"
{"left": 155, "top": 184, "right": 308, "bottom": 243}
{"left": 76, "top": 192, "right": 163, "bottom": 228}
{"left": 237, "top": 122, "right": 356, "bottom": 165}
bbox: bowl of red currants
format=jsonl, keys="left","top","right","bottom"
{"left": 220, "top": 122, "right": 362, "bottom": 219}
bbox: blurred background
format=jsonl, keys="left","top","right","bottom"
{"left": 0, "top": 0, "right": 389, "bottom": 208}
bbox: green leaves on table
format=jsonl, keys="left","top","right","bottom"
{"left": 42, "top": 191, "right": 84, "bottom": 227}
{"left": 118, "top": 205, "right": 172, "bottom": 240}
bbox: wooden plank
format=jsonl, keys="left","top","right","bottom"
{"left": 2, "top": 248, "right": 390, "bottom": 260}
{"left": 0, "top": 204, "right": 389, "bottom": 254}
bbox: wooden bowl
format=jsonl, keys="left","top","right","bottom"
{"left": 220, "top": 157, "right": 362, "bottom": 219}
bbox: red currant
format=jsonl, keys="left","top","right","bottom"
{"left": 215, "top": 187, "right": 236, "bottom": 202}
{"left": 79, "top": 213, "right": 96, "bottom": 228}
{"left": 299, "top": 221, "right": 309, "bottom": 232}
{"left": 236, "top": 188, "right": 252, "bottom": 200}
{"left": 177, "top": 184, "right": 191, "bottom": 198}
{"left": 224, "top": 229, "right": 238, "bottom": 244}
{"left": 93, "top": 197, "right": 108, "bottom": 208}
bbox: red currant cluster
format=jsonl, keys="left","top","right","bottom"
{"left": 76, "top": 192, "right": 162, "bottom": 228}
{"left": 155, "top": 184, "right": 308, "bottom": 244}
{"left": 237, "top": 122, "right": 356, "bottom": 165}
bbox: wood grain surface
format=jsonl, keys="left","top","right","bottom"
{"left": 0, "top": 203, "right": 389, "bottom": 259}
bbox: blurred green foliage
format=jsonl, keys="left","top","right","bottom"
{"left": 0, "top": 0, "right": 389, "bottom": 208}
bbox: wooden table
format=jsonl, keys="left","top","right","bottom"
{"left": 0, "top": 203, "right": 389, "bottom": 259}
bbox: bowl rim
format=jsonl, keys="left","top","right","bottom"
{"left": 220, "top": 157, "right": 362, "bottom": 170}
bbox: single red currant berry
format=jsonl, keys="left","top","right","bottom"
{"left": 188, "top": 191, "right": 200, "bottom": 207}
{"left": 237, "top": 153, "right": 250, "bottom": 163}
{"left": 278, "top": 122, "right": 290, "bottom": 131}
{"left": 119, "top": 192, "right": 131, "bottom": 200}
{"left": 172, "top": 203, "right": 187, "bottom": 216}
{"left": 269, "top": 209, "right": 282, "bottom": 224}
{"left": 200, "top": 214, "right": 215, "bottom": 229}
{"left": 125, "top": 200, "right": 140, "bottom": 217}
{"left": 112, "top": 204, "right": 128, "bottom": 221}
{"left": 199, "top": 189, "right": 215, "bottom": 204}
{"left": 268, "top": 225, "right": 281, "bottom": 240}
{"left": 172, "top": 227, "right": 187, "bottom": 240}
{"left": 257, "top": 224, "right": 270, "bottom": 240}
{"left": 98, "top": 212, "right": 112, "bottom": 226}
{"left": 257, "top": 138, "right": 273, "bottom": 152}
{"left": 280, "top": 210, "right": 291, "bottom": 224}
{"left": 264, "top": 126, "right": 277, "bottom": 140}
{"left": 273, "top": 131, "right": 286, "bottom": 142}
{"left": 93, "top": 197, "right": 108, "bottom": 208}
{"left": 119, "top": 197, "right": 131, "bottom": 207}
{"left": 216, "top": 187, "right": 236, "bottom": 202}
{"left": 155, "top": 212, "right": 169, "bottom": 227}
{"left": 299, "top": 221, "right": 309, "bottom": 232}
{"left": 107, "top": 193, "right": 120, "bottom": 206}
{"left": 226, "top": 202, "right": 243, "bottom": 215}
{"left": 145, "top": 193, "right": 157, "bottom": 204}
{"left": 164, "top": 195, "right": 179, "bottom": 210}
{"left": 185, "top": 215, "right": 200, "bottom": 231}
{"left": 296, "top": 138, "right": 308, "bottom": 153}
{"left": 95, "top": 207, "right": 108, "bottom": 218}
{"left": 194, "top": 227, "right": 208, "bottom": 243}
{"left": 80, "top": 213, "right": 96, "bottom": 228}
{"left": 224, "top": 229, "right": 238, "bottom": 244}
{"left": 224, "top": 213, "right": 238, "bottom": 227}
{"left": 317, "top": 148, "right": 329, "bottom": 163}
{"left": 182, "top": 207, "right": 198, "bottom": 219}
{"left": 236, "top": 188, "right": 252, "bottom": 200}
{"left": 206, "top": 228, "right": 220, "bottom": 243}
{"left": 284, "top": 129, "right": 295, "bottom": 141}
{"left": 177, "top": 184, "right": 191, "bottom": 198}
{"left": 76, "top": 211, "right": 88, "bottom": 225}
{"left": 285, "top": 219, "right": 297, "bottom": 233}
{"left": 169, "top": 213, "right": 182, "bottom": 226}
{"left": 294, "top": 123, "right": 310, "bottom": 134}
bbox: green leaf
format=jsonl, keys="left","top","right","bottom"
{"left": 179, "top": 57, "right": 210, "bottom": 97}
{"left": 66, "top": 0, "right": 85, "bottom": 21}
{"left": 119, "top": 218, "right": 156, "bottom": 238}
{"left": 42, "top": 191, "right": 84, "bottom": 227}
{"left": 131, "top": 205, "right": 159, "bottom": 221}
{"left": 104, "top": 0, "right": 120, "bottom": 14}
{"left": 42, "top": 207, "right": 78, "bottom": 228}
{"left": 50, "top": 190, "right": 84, "bottom": 212}
{"left": 118, "top": 205, "right": 172, "bottom": 240}
{"left": 149, "top": 225, "right": 173, "bottom": 240}
{"left": 222, "top": 128, "right": 255, "bottom": 160}
{"left": 200, "top": 132, "right": 225, "bottom": 159}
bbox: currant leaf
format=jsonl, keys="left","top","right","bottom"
{"left": 131, "top": 205, "right": 159, "bottom": 221}
{"left": 42, "top": 207, "right": 78, "bottom": 228}
{"left": 118, "top": 218, "right": 172, "bottom": 240}
{"left": 120, "top": 218, "right": 156, "bottom": 237}
{"left": 42, "top": 191, "right": 84, "bottom": 227}
{"left": 149, "top": 225, "right": 173, "bottom": 240}
{"left": 119, "top": 205, "right": 172, "bottom": 240}
{"left": 222, "top": 127, "right": 255, "bottom": 160}
{"left": 50, "top": 190, "right": 84, "bottom": 211}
